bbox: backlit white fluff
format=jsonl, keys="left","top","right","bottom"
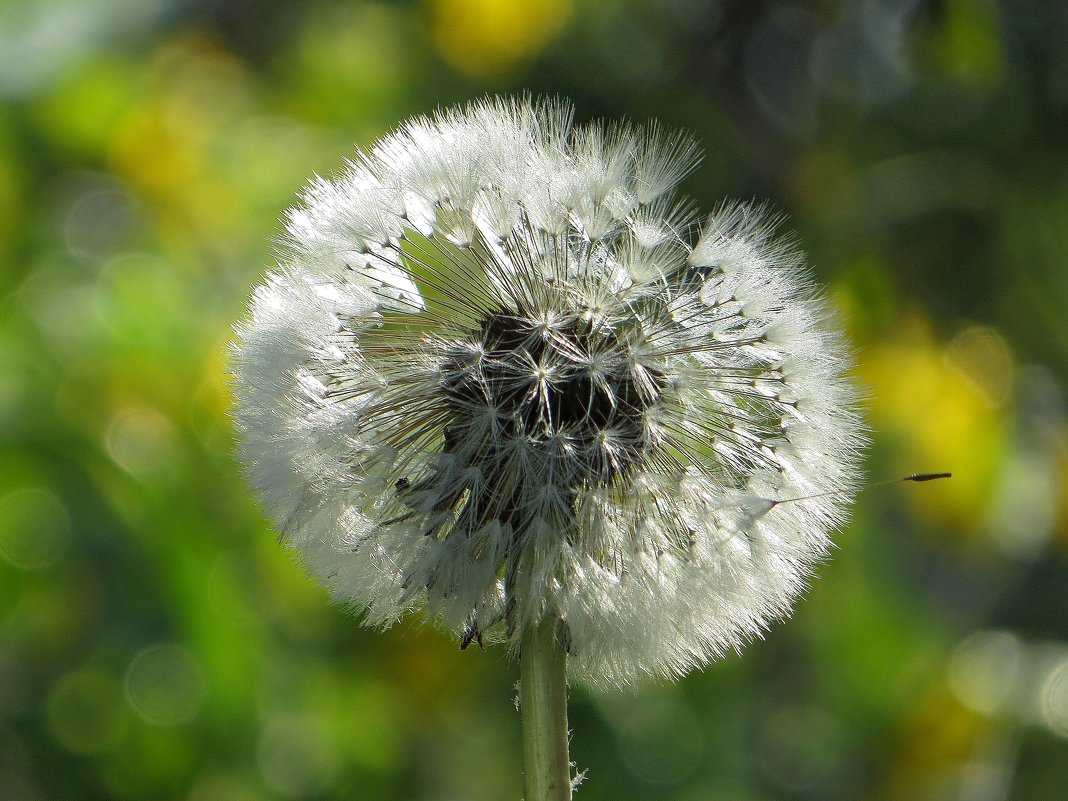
{"left": 231, "top": 97, "right": 865, "bottom": 687}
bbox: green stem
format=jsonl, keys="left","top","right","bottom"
{"left": 520, "top": 616, "right": 572, "bottom": 801}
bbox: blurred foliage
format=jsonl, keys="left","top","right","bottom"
{"left": 2, "top": 1, "right": 1068, "bottom": 799}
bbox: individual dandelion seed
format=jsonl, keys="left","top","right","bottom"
{"left": 230, "top": 97, "right": 867, "bottom": 691}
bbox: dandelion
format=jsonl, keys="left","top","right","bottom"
{"left": 231, "top": 96, "right": 865, "bottom": 799}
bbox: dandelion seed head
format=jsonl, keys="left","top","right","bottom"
{"left": 231, "top": 97, "right": 866, "bottom": 687}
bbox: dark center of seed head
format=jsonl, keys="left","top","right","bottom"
{"left": 441, "top": 309, "right": 664, "bottom": 484}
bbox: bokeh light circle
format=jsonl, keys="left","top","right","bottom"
{"left": 45, "top": 668, "right": 128, "bottom": 754}
{"left": 105, "top": 405, "right": 178, "bottom": 477}
{"left": 256, "top": 714, "right": 340, "bottom": 797}
{"left": 0, "top": 487, "right": 70, "bottom": 570}
{"left": 948, "top": 630, "right": 1022, "bottom": 716}
{"left": 124, "top": 644, "right": 206, "bottom": 726}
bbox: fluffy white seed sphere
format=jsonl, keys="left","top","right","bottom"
{"left": 231, "top": 97, "right": 866, "bottom": 687}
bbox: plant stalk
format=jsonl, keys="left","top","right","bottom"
{"left": 520, "top": 615, "right": 571, "bottom": 801}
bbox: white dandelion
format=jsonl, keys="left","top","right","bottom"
{"left": 230, "top": 97, "right": 866, "bottom": 690}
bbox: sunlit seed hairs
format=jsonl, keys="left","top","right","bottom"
{"left": 230, "top": 97, "right": 866, "bottom": 687}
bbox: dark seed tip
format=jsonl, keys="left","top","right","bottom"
{"left": 904, "top": 472, "right": 952, "bottom": 482}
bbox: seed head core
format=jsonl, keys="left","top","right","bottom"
{"left": 440, "top": 303, "right": 665, "bottom": 490}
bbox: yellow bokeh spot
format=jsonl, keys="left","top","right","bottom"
{"left": 107, "top": 37, "right": 252, "bottom": 239}
{"left": 862, "top": 314, "right": 1009, "bottom": 535}
{"left": 427, "top": 0, "right": 572, "bottom": 78}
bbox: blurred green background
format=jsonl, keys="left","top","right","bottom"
{"left": 2, "top": 1, "right": 1068, "bottom": 799}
